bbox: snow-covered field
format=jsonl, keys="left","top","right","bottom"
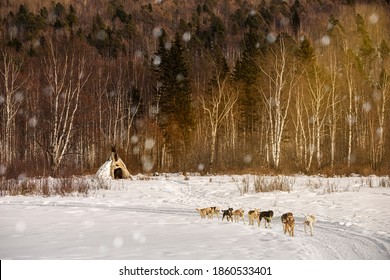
{"left": 1, "top": 166, "right": 390, "bottom": 260}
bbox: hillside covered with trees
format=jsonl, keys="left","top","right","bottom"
{"left": 0, "top": 0, "right": 390, "bottom": 177}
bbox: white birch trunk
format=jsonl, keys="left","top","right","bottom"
{"left": 260, "top": 39, "right": 297, "bottom": 169}
{"left": 345, "top": 62, "right": 355, "bottom": 169}
{"left": 0, "top": 51, "right": 26, "bottom": 164}
{"left": 200, "top": 73, "right": 238, "bottom": 173}
{"left": 43, "top": 42, "right": 90, "bottom": 175}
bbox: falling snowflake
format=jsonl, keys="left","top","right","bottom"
{"left": 131, "top": 135, "right": 139, "bottom": 144}
{"left": 15, "top": 221, "right": 26, "bottom": 233}
{"left": 153, "top": 55, "right": 161, "bottom": 66}
{"left": 134, "top": 50, "right": 143, "bottom": 59}
{"left": 182, "top": 31, "right": 191, "bottom": 42}
{"left": 17, "top": 173, "right": 27, "bottom": 181}
{"left": 133, "top": 232, "right": 146, "bottom": 243}
{"left": 280, "top": 16, "right": 290, "bottom": 27}
{"left": 149, "top": 106, "right": 159, "bottom": 118}
{"left": 369, "top": 13, "right": 379, "bottom": 24}
{"left": 99, "top": 245, "right": 108, "bottom": 255}
{"left": 362, "top": 102, "right": 372, "bottom": 113}
{"left": 243, "top": 155, "right": 252, "bottom": 164}
{"left": 153, "top": 26, "right": 163, "bottom": 38}
{"left": 28, "top": 116, "right": 38, "bottom": 128}
{"left": 142, "top": 156, "right": 154, "bottom": 172}
{"left": 113, "top": 236, "right": 124, "bottom": 248}
{"left": 176, "top": 73, "right": 184, "bottom": 82}
{"left": 372, "top": 90, "right": 382, "bottom": 102}
{"left": 144, "top": 138, "right": 155, "bottom": 150}
{"left": 266, "top": 32, "right": 277, "bottom": 44}
{"left": 376, "top": 127, "right": 383, "bottom": 137}
{"left": 132, "top": 146, "right": 140, "bottom": 155}
{"left": 165, "top": 41, "right": 172, "bottom": 50}
{"left": 346, "top": 114, "right": 356, "bottom": 125}
{"left": 14, "top": 91, "right": 24, "bottom": 103}
{"left": 321, "top": 35, "right": 330, "bottom": 46}
{"left": 0, "top": 164, "right": 6, "bottom": 176}
{"left": 43, "top": 85, "right": 54, "bottom": 96}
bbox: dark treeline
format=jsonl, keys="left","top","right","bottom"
{"left": 1, "top": 0, "right": 390, "bottom": 177}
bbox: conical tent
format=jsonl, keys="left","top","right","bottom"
{"left": 109, "top": 146, "right": 132, "bottom": 179}
{"left": 96, "top": 146, "right": 132, "bottom": 179}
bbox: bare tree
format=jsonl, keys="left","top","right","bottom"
{"left": 305, "top": 65, "right": 332, "bottom": 169}
{"left": 371, "top": 70, "right": 390, "bottom": 170}
{"left": 293, "top": 86, "right": 314, "bottom": 172}
{"left": 40, "top": 41, "right": 90, "bottom": 175}
{"left": 327, "top": 54, "right": 342, "bottom": 170}
{"left": 0, "top": 51, "right": 27, "bottom": 164}
{"left": 259, "top": 38, "right": 299, "bottom": 169}
{"left": 344, "top": 54, "right": 356, "bottom": 169}
{"left": 199, "top": 72, "right": 238, "bottom": 173}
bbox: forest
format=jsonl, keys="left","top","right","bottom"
{"left": 0, "top": 0, "right": 390, "bottom": 177}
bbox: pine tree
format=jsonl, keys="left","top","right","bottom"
{"left": 233, "top": 30, "right": 263, "bottom": 134}
{"left": 290, "top": 0, "right": 302, "bottom": 37}
{"left": 156, "top": 32, "right": 194, "bottom": 171}
{"left": 356, "top": 14, "right": 374, "bottom": 59}
{"left": 296, "top": 37, "right": 315, "bottom": 63}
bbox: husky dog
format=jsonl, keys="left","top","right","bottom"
{"left": 248, "top": 209, "right": 260, "bottom": 226}
{"left": 222, "top": 208, "right": 234, "bottom": 222}
{"left": 259, "top": 210, "right": 274, "bottom": 228}
{"left": 304, "top": 214, "right": 316, "bottom": 236}
{"left": 281, "top": 212, "right": 295, "bottom": 236}
{"left": 209, "top": 207, "right": 220, "bottom": 219}
{"left": 232, "top": 208, "right": 245, "bottom": 224}
{"left": 196, "top": 207, "right": 211, "bottom": 219}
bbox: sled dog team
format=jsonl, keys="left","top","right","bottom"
{"left": 195, "top": 207, "right": 317, "bottom": 237}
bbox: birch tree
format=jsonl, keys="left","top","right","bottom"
{"left": 305, "top": 65, "right": 331, "bottom": 169}
{"left": 344, "top": 53, "right": 356, "bottom": 169}
{"left": 40, "top": 41, "right": 90, "bottom": 175}
{"left": 371, "top": 69, "right": 390, "bottom": 170}
{"left": 327, "top": 54, "right": 342, "bottom": 170}
{"left": 293, "top": 86, "right": 313, "bottom": 171}
{"left": 0, "top": 51, "right": 26, "bottom": 164}
{"left": 260, "top": 38, "right": 298, "bottom": 169}
{"left": 199, "top": 72, "right": 238, "bottom": 173}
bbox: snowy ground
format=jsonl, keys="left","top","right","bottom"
{"left": 1, "top": 169, "right": 390, "bottom": 260}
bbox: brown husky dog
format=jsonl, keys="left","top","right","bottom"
{"left": 232, "top": 208, "right": 245, "bottom": 224}
{"left": 208, "top": 207, "right": 220, "bottom": 219}
{"left": 281, "top": 212, "right": 295, "bottom": 236}
{"left": 248, "top": 209, "right": 260, "bottom": 226}
{"left": 196, "top": 207, "right": 211, "bottom": 219}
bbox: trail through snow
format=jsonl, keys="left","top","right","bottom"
{"left": 0, "top": 174, "right": 389, "bottom": 259}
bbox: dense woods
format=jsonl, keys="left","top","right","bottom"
{"left": 1, "top": 0, "right": 390, "bottom": 177}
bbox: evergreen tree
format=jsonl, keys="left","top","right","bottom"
{"left": 356, "top": 14, "right": 374, "bottom": 59}
{"left": 296, "top": 37, "right": 315, "bottom": 63}
{"left": 233, "top": 30, "right": 263, "bottom": 134}
{"left": 66, "top": 5, "right": 78, "bottom": 32}
{"left": 211, "top": 44, "right": 229, "bottom": 82}
{"left": 156, "top": 33, "right": 194, "bottom": 171}
{"left": 290, "top": 0, "right": 302, "bottom": 37}
{"left": 379, "top": 39, "right": 390, "bottom": 59}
